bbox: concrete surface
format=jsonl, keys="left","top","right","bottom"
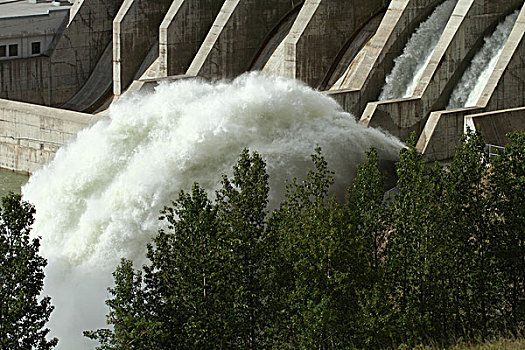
{"left": 60, "top": 40, "right": 113, "bottom": 112}
{"left": 186, "top": 0, "right": 298, "bottom": 79}
{"left": 325, "top": 0, "right": 443, "bottom": 118}
{"left": 0, "top": 98, "right": 96, "bottom": 173}
{"left": 417, "top": 3, "right": 525, "bottom": 161}
{"left": 50, "top": 0, "right": 123, "bottom": 105}
{"left": 250, "top": 1, "right": 303, "bottom": 71}
{"left": 465, "top": 107, "right": 525, "bottom": 146}
{"left": 113, "top": 0, "right": 173, "bottom": 96}
{"left": 359, "top": 0, "right": 523, "bottom": 141}
{"left": 270, "top": 0, "right": 390, "bottom": 88}
{"left": 159, "top": 0, "right": 224, "bottom": 77}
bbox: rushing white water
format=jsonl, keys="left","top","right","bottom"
{"left": 22, "top": 73, "right": 403, "bottom": 349}
{"left": 447, "top": 11, "right": 519, "bottom": 109}
{"left": 379, "top": 0, "right": 457, "bottom": 101}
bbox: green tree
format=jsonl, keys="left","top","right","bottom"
{"left": 144, "top": 183, "right": 225, "bottom": 349}
{"left": 268, "top": 148, "right": 361, "bottom": 348}
{"left": 346, "top": 148, "right": 394, "bottom": 348}
{"left": 490, "top": 132, "right": 525, "bottom": 328}
{"left": 214, "top": 149, "right": 270, "bottom": 348}
{"left": 384, "top": 136, "right": 446, "bottom": 345}
{"left": 87, "top": 150, "right": 271, "bottom": 349}
{"left": 0, "top": 193, "right": 58, "bottom": 349}
{"left": 441, "top": 131, "right": 504, "bottom": 339}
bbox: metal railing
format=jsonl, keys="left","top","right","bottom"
{"left": 485, "top": 144, "right": 505, "bottom": 160}
{"left": 0, "top": 135, "right": 63, "bottom": 146}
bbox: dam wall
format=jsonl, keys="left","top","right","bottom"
{"left": 359, "top": 0, "right": 523, "bottom": 141}
{"left": 417, "top": 4, "right": 525, "bottom": 161}
{"left": 50, "top": 0, "right": 124, "bottom": 105}
{"left": 113, "top": 0, "right": 173, "bottom": 96}
{"left": 159, "top": 0, "right": 224, "bottom": 77}
{"left": 0, "top": 99, "right": 96, "bottom": 173}
{"left": 0, "top": 56, "right": 52, "bottom": 106}
{"left": 0, "top": 0, "right": 123, "bottom": 107}
{"left": 186, "top": 0, "right": 298, "bottom": 79}
{"left": 327, "top": 0, "right": 443, "bottom": 117}
{"left": 277, "top": 0, "right": 389, "bottom": 88}
{"left": 465, "top": 107, "right": 525, "bottom": 146}
{"left": 0, "top": 0, "right": 524, "bottom": 172}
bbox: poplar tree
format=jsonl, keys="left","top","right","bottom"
{"left": 0, "top": 193, "right": 58, "bottom": 350}
{"left": 490, "top": 132, "right": 525, "bottom": 327}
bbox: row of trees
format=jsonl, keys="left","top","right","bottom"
{"left": 1, "top": 131, "right": 522, "bottom": 349}
{"left": 86, "top": 131, "right": 525, "bottom": 349}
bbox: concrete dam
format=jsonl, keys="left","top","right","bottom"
{"left": 2, "top": 1, "right": 524, "bottom": 348}
{"left": 1, "top": 0, "right": 524, "bottom": 173}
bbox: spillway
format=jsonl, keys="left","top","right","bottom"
{"left": 22, "top": 73, "right": 403, "bottom": 349}
{"left": 447, "top": 11, "right": 520, "bottom": 109}
{"left": 379, "top": 0, "right": 457, "bottom": 101}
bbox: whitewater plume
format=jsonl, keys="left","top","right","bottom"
{"left": 22, "top": 73, "right": 403, "bottom": 348}
{"left": 379, "top": 0, "right": 457, "bottom": 101}
{"left": 447, "top": 11, "right": 519, "bottom": 109}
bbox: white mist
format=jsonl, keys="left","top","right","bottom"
{"left": 23, "top": 73, "right": 403, "bottom": 348}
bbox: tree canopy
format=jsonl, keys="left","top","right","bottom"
{"left": 87, "top": 131, "right": 525, "bottom": 349}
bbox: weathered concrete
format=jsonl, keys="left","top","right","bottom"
{"left": 0, "top": 0, "right": 122, "bottom": 107}
{"left": 159, "top": 0, "right": 224, "bottom": 77}
{"left": 51, "top": 0, "right": 123, "bottom": 105}
{"left": 0, "top": 98, "right": 96, "bottom": 173}
{"left": 465, "top": 107, "right": 525, "bottom": 146}
{"left": 0, "top": 57, "right": 53, "bottom": 105}
{"left": 479, "top": 7, "right": 525, "bottom": 112}
{"left": 325, "top": 0, "right": 444, "bottom": 117}
{"left": 321, "top": 11, "right": 384, "bottom": 91}
{"left": 186, "top": 0, "right": 298, "bottom": 79}
{"left": 416, "top": 107, "right": 478, "bottom": 161}
{"left": 359, "top": 0, "right": 523, "bottom": 141}
{"left": 60, "top": 40, "right": 113, "bottom": 112}
{"left": 250, "top": 1, "right": 303, "bottom": 71}
{"left": 265, "top": 0, "right": 389, "bottom": 88}
{"left": 113, "top": 0, "right": 173, "bottom": 96}
{"left": 0, "top": 5, "right": 68, "bottom": 105}
{"left": 417, "top": 3, "right": 525, "bottom": 161}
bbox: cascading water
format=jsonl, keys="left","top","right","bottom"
{"left": 447, "top": 11, "right": 519, "bottom": 109}
{"left": 22, "top": 73, "right": 404, "bottom": 349}
{"left": 379, "top": 0, "right": 457, "bottom": 101}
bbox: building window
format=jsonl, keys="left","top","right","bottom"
{"left": 8, "top": 44, "right": 18, "bottom": 57}
{"left": 0, "top": 45, "right": 6, "bottom": 58}
{"left": 31, "top": 42, "right": 41, "bottom": 55}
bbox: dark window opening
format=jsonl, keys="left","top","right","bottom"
{"left": 8, "top": 44, "right": 18, "bottom": 57}
{"left": 0, "top": 45, "right": 6, "bottom": 57}
{"left": 31, "top": 42, "right": 41, "bottom": 55}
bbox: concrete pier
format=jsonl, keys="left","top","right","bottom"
{"left": 158, "top": 0, "right": 224, "bottom": 77}
{"left": 262, "top": 0, "right": 389, "bottom": 88}
{"left": 417, "top": 3, "right": 525, "bottom": 161}
{"left": 465, "top": 107, "right": 525, "bottom": 146}
{"left": 113, "top": 0, "right": 173, "bottom": 96}
{"left": 51, "top": 0, "right": 124, "bottom": 105}
{"left": 359, "top": 0, "right": 523, "bottom": 141}
{"left": 186, "top": 0, "right": 298, "bottom": 79}
{"left": 327, "top": 0, "right": 443, "bottom": 117}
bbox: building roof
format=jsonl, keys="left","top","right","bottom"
{"left": 0, "top": 0, "right": 70, "bottom": 20}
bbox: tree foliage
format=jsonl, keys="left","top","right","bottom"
{"left": 0, "top": 193, "right": 57, "bottom": 350}
{"left": 88, "top": 132, "right": 525, "bottom": 349}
